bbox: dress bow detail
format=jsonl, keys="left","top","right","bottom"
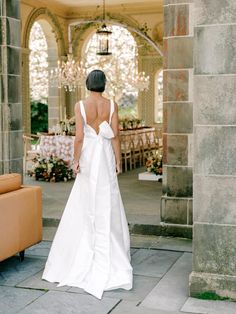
{"left": 99, "top": 121, "right": 114, "bottom": 139}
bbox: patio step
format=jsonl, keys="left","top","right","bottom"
{"left": 42, "top": 218, "right": 192, "bottom": 239}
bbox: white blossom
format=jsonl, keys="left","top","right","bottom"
{"left": 29, "top": 22, "right": 49, "bottom": 103}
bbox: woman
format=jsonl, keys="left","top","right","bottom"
{"left": 42, "top": 69, "right": 133, "bottom": 299}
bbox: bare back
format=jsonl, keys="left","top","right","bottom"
{"left": 83, "top": 96, "right": 111, "bottom": 134}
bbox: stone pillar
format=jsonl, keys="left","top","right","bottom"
{"left": 190, "top": 0, "right": 236, "bottom": 299}
{"left": 138, "top": 55, "right": 162, "bottom": 125}
{"left": 48, "top": 48, "right": 62, "bottom": 128}
{"left": 161, "top": 0, "right": 193, "bottom": 236}
{"left": 22, "top": 48, "right": 30, "bottom": 134}
{"left": 0, "top": 0, "right": 22, "bottom": 175}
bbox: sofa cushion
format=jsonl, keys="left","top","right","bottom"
{"left": 0, "top": 173, "right": 21, "bottom": 194}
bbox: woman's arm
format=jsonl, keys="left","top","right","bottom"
{"left": 73, "top": 102, "right": 84, "bottom": 173}
{"left": 111, "top": 102, "right": 121, "bottom": 174}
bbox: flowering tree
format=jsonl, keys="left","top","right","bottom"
{"left": 29, "top": 22, "right": 49, "bottom": 103}
{"left": 155, "top": 70, "right": 163, "bottom": 123}
{"left": 84, "top": 25, "right": 138, "bottom": 118}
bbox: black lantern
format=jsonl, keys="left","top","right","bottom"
{"left": 96, "top": 23, "right": 112, "bottom": 56}
{"left": 96, "top": 0, "right": 112, "bottom": 56}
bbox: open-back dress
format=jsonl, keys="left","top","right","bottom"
{"left": 42, "top": 100, "right": 133, "bottom": 299}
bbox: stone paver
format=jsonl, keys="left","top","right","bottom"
{"left": 16, "top": 270, "right": 70, "bottom": 292}
{"left": 0, "top": 286, "right": 45, "bottom": 314}
{"left": 104, "top": 275, "right": 160, "bottom": 301}
{"left": 0, "top": 255, "right": 45, "bottom": 286}
{"left": 68, "top": 275, "right": 160, "bottom": 302}
{"left": 42, "top": 228, "right": 192, "bottom": 253}
{"left": 140, "top": 253, "right": 192, "bottom": 312}
{"left": 1, "top": 235, "right": 236, "bottom": 314}
{"left": 110, "top": 300, "right": 192, "bottom": 314}
{"left": 181, "top": 297, "right": 236, "bottom": 314}
{"left": 17, "top": 290, "right": 120, "bottom": 314}
{"left": 131, "top": 235, "right": 192, "bottom": 252}
{"left": 26, "top": 242, "right": 138, "bottom": 260}
{"left": 25, "top": 240, "right": 52, "bottom": 258}
{"left": 24, "top": 167, "right": 162, "bottom": 226}
{"left": 132, "top": 248, "right": 182, "bottom": 277}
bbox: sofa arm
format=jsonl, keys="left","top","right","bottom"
{"left": 0, "top": 185, "right": 42, "bottom": 261}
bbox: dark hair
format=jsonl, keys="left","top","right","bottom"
{"left": 86, "top": 69, "right": 106, "bottom": 92}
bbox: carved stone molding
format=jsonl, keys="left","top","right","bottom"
{"left": 22, "top": 7, "right": 66, "bottom": 55}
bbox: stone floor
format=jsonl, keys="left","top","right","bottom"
{"left": 15, "top": 168, "right": 236, "bottom": 313}
{"left": 1, "top": 231, "right": 236, "bottom": 314}
{"left": 24, "top": 167, "right": 162, "bottom": 226}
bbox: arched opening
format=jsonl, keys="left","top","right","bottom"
{"left": 82, "top": 25, "right": 139, "bottom": 120}
{"left": 75, "top": 23, "right": 163, "bottom": 226}
{"left": 29, "top": 21, "right": 49, "bottom": 134}
{"left": 23, "top": 12, "right": 64, "bottom": 134}
{"left": 36, "top": 19, "right": 62, "bottom": 130}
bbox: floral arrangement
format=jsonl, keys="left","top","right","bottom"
{"left": 145, "top": 154, "right": 163, "bottom": 176}
{"left": 28, "top": 155, "right": 74, "bottom": 182}
{"left": 119, "top": 118, "right": 144, "bottom": 130}
{"left": 59, "top": 116, "right": 76, "bottom": 135}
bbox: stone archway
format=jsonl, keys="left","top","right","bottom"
{"left": 22, "top": 8, "right": 66, "bottom": 133}
{"left": 71, "top": 14, "right": 163, "bottom": 126}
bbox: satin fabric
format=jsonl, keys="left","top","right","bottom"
{"left": 42, "top": 100, "right": 133, "bottom": 299}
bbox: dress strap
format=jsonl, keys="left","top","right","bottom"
{"left": 109, "top": 100, "right": 115, "bottom": 124}
{"left": 80, "top": 100, "right": 87, "bottom": 124}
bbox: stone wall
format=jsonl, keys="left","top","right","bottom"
{"left": 0, "top": 0, "right": 22, "bottom": 175}
{"left": 161, "top": 0, "right": 193, "bottom": 235}
{"left": 190, "top": 0, "right": 236, "bottom": 300}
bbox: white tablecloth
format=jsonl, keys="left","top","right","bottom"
{"left": 39, "top": 135, "right": 75, "bottom": 166}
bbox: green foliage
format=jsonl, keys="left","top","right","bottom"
{"left": 31, "top": 101, "right": 48, "bottom": 134}
{"left": 196, "top": 291, "right": 230, "bottom": 301}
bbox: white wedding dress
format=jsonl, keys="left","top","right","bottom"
{"left": 42, "top": 100, "right": 133, "bottom": 299}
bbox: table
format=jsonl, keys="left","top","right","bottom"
{"left": 39, "top": 135, "right": 75, "bottom": 167}
{"left": 39, "top": 127, "right": 161, "bottom": 171}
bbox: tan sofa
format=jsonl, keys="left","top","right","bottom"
{"left": 0, "top": 173, "right": 42, "bottom": 262}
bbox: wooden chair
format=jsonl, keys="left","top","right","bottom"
{"left": 120, "top": 134, "right": 133, "bottom": 172}
{"left": 131, "top": 134, "right": 143, "bottom": 168}
{"left": 23, "top": 134, "right": 40, "bottom": 174}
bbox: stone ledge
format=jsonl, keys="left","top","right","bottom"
{"left": 161, "top": 196, "right": 193, "bottom": 225}
{"left": 189, "top": 271, "right": 236, "bottom": 301}
{"left": 129, "top": 223, "right": 192, "bottom": 239}
{"left": 43, "top": 218, "right": 193, "bottom": 239}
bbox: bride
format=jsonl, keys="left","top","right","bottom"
{"left": 42, "top": 69, "right": 133, "bottom": 299}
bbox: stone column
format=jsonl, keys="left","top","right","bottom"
{"left": 161, "top": 0, "right": 194, "bottom": 237}
{"left": 22, "top": 48, "right": 30, "bottom": 134}
{"left": 0, "top": 0, "right": 22, "bottom": 175}
{"left": 48, "top": 48, "right": 62, "bottom": 128}
{"left": 190, "top": 0, "right": 236, "bottom": 300}
{"left": 138, "top": 55, "right": 162, "bottom": 125}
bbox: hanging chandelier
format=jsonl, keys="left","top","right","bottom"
{"left": 96, "top": 0, "right": 112, "bottom": 55}
{"left": 133, "top": 71, "right": 150, "bottom": 91}
{"left": 49, "top": 55, "right": 86, "bottom": 92}
{"left": 125, "top": 50, "right": 150, "bottom": 92}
